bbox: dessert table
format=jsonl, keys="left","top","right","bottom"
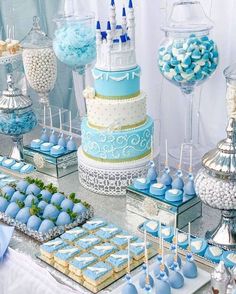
{"left": 0, "top": 129, "right": 220, "bottom": 293}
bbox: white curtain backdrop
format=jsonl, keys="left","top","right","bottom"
{"left": 67, "top": 0, "right": 234, "bottom": 154}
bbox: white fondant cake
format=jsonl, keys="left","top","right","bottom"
{"left": 86, "top": 92, "right": 146, "bottom": 129}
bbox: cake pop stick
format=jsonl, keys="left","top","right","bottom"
{"left": 58, "top": 109, "right": 66, "bottom": 147}
{"left": 49, "top": 107, "right": 58, "bottom": 145}
{"left": 188, "top": 222, "right": 191, "bottom": 252}
{"left": 178, "top": 143, "right": 184, "bottom": 171}
{"left": 160, "top": 139, "right": 173, "bottom": 186}
{"left": 175, "top": 229, "right": 178, "bottom": 261}
{"left": 43, "top": 105, "right": 46, "bottom": 127}
{"left": 67, "top": 110, "right": 77, "bottom": 151}
{"left": 165, "top": 139, "right": 168, "bottom": 168}
{"left": 59, "top": 108, "right": 62, "bottom": 132}
{"left": 151, "top": 135, "right": 154, "bottom": 161}
{"left": 127, "top": 236, "right": 131, "bottom": 274}
{"left": 172, "top": 144, "right": 184, "bottom": 190}
{"left": 189, "top": 145, "right": 193, "bottom": 174}
{"left": 40, "top": 105, "right": 49, "bottom": 142}
{"left": 184, "top": 146, "right": 196, "bottom": 196}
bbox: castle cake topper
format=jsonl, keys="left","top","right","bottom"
{"left": 96, "top": 0, "right": 136, "bottom": 71}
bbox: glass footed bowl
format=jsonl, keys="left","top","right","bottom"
{"left": 159, "top": 30, "right": 219, "bottom": 94}
{"left": 53, "top": 14, "right": 96, "bottom": 73}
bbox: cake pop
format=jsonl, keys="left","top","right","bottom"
{"left": 172, "top": 144, "right": 184, "bottom": 190}
{"left": 184, "top": 146, "right": 196, "bottom": 197}
{"left": 153, "top": 236, "right": 169, "bottom": 278}
{"left": 168, "top": 262, "right": 184, "bottom": 289}
{"left": 66, "top": 111, "right": 77, "bottom": 151}
{"left": 139, "top": 230, "right": 154, "bottom": 290}
{"left": 57, "top": 108, "right": 66, "bottom": 148}
{"left": 160, "top": 140, "right": 172, "bottom": 187}
{"left": 40, "top": 106, "right": 49, "bottom": 142}
{"left": 146, "top": 136, "right": 158, "bottom": 182}
{"left": 155, "top": 272, "right": 171, "bottom": 294}
{"left": 166, "top": 219, "right": 182, "bottom": 268}
{"left": 122, "top": 237, "right": 138, "bottom": 294}
{"left": 49, "top": 107, "right": 58, "bottom": 145}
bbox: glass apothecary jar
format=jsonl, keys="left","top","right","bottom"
{"left": 21, "top": 16, "right": 57, "bottom": 105}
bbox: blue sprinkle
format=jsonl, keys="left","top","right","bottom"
{"left": 183, "top": 56, "right": 191, "bottom": 65}
{"left": 174, "top": 74, "right": 183, "bottom": 82}
{"left": 164, "top": 64, "right": 171, "bottom": 72}
{"left": 186, "top": 68, "right": 193, "bottom": 74}
{"left": 202, "top": 53, "right": 209, "bottom": 60}
{"left": 170, "top": 58, "right": 179, "bottom": 66}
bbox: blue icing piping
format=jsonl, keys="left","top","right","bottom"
{"left": 92, "top": 66, "right": 140, "bottom": 98}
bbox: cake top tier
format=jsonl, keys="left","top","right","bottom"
{"left": 96, "top": 0, "right": 136, "bottom": 71}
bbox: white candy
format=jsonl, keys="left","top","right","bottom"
{"left": 195, "top": 169, "right": 236, "bottom": 210}
{"left": 23, "top": 48, "right": 57, "bottom": 93}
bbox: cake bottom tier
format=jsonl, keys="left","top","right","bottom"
{"left": 77, "top": 147, "right": 150, "bottom": 196}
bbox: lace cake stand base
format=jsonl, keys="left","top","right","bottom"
{"left": 77, "top": 148, "right": 150, "bottom": 196}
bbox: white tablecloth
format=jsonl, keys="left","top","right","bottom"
{"left": 0, "top": 248, "right": 80, "bottom": 294}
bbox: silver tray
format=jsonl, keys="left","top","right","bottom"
{"left": 0, "top": 207, "right": 94, "bottom": 243}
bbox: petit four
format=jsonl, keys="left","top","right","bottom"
{"left": 27, "top": 215, "right": 42, "bottom": 231}
{"left": 30, "top": 139, "right": 42, "bottom": 149}
{"left": 40, "top": 142, "right": 54, "bottom": 152}
{"left": 61, "top": 227, "right": 87, "bottom": 243}
{"left": 106, "top": 250, "right": 129, "bottom": 272}
{"left": 20, "top": 164, "right": 35, "bottom": 174}
{"left": 222, "top": 251, "right": 236, "bottom": 268}
{"left": 82, "top": 218, "right": 107, "bottom": 233}
{"left": 83, "top": 261, "right": 113, "bottom": 287}
{"left": 75, "top": 234, "right": 101, "bottom": 251}
{"left": 11, "top": 162, "right": 24, "bottom": 171}
{"left": 182, "top": 254, "right": 198, "bottom": 279}
{"left": 95, "top": 224, "right": 121, "bottom": 241}
{"left": 2, "top": 158, "right": 15, "bottom": 168}
{"left": 110, "top": 232, "right": 137, "bottom": 249}
{"left": 54, "top": 245, "right": 80, "bottom": 267}
{"left": 150, "top": 182, "right": 167, "bottom": 196}
{"left": 40, "top": 238, "right": 66, "bottom": 259}
{"left": 50, "top": 145, "right": 65, "bottom": 156}
{"left": 15, "top": 207, "right": 31, "bottom": 224}
{"left": 129, "top": 238, "right": 151, "bottom": 260}
{"left": 69, "top": 253, "right": 98, "bottom": 276}
{"left": 143, "top": 220, "right": 159, "bottom": 237}
{"left": 204, "top": 246, "right": 223, "bottom": 263}
{"left": 158, "top": 225, "right": 174, "bottom": 243}
{"left": 190, "top": 238, "right": 208, "bottom": 257}
{"left": 165, "top": 189, "right": 183, "bottom": 202}
{"left": 90, "top": 243, "right": 117, "bottom": 260}
{"left": 133, "top": 177, "right": 150, "bottom": 190}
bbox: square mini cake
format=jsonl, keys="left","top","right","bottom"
{"left": 83, "top": 261, "right": 113, "bottom": 287}
{"left": 82, "top": 218, "right": 107, "bottom": 233}
{"left": 129, "top": 238, "right": 152, "bottom": 260}
{"left": 110, "top": 231, "right": 138, "bottom": 249}
{"left": 54, "top": 245, "right": 81, "bottom": 267}
{"left": 75, "top": 234, "right": 101, "bottom": 251}
{"left": 106, "top": 249, "right": 130, "bottom": 272}
{"left": 69, "top": 253, "right": 98, "bottom": 277}
{"left": 60, "top": 227, "right": 87, "bottom": 243}
{"left": 90, "top": 242, "right": 117, "bottom": 261}
{"left": 40, "top": 238, "right": 67, "bottom": 259}
{"left": 95, "top": 224, "right": 121, "bottom": 241}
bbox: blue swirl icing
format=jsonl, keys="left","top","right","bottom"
{"left": 53, "top": 23, "right": 96, "bottom": 69}
{"left": 81, "top": 116, "right": 153, "bottom": 162}
{"left": 93, "top": 66, "right": 140, "bottom": 98}
{"left": 0, "top": 110, "right": 37, "bottom": 136}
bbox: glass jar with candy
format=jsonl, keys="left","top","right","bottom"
{"left": 158, "top": 0, "right": 219, "bottom": 165}
{"left": 0, "top": 74, "right": 37, "bottom": 160}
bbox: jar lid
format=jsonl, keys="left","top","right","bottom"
{"left": 21, "top": 16, "right": 52, "bottom": 49}
{"left": 162, "top": 0, "right": 213, "bottom": 33}
{"left": 0, "top": 75, "right": 32, "bottom": 110}
{"left": 202, "top": 118, "right": 236, "bottom": 179}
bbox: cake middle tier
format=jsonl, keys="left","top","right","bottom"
{"left": 92, "top": 66, "right": 140, "bottom": 99}
{"left": 81, "top": 116, "right": 154, "bottom": 162}
{"left": 86, "top": 92, "right": 146, "bottom": 129}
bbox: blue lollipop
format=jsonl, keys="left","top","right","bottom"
{"left": 147, "top": 160, "right": 158, "bottom": 182}
{"left": 40, "top": 128, "right": 49, "bottom": 143}
{"left": 67, "top": 136, "right": 77, "bottom": 151}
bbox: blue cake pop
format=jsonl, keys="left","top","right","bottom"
{"left": 40, "top": 128, "right": 49, "bottom": 143}
{"left": 67, "top": 136, "right": 77, "bottom": 151}
{"left": 168, "top": 263, "right": 184, "bottom": 289}
{"left": 49, "top": 129, "right": 58, "bottom": 145}
{"left": 184, "top": 174, "right": 196, "bottom": 196}
{"left": 58, "top": 133, "right": 67, "bottom": 148}
{"left": 160, "top": 171, "right": 172, "bottom": 187}
{"left": 153, "top": 255, "right": 169, "bottom": 278}
{"left": 147, "top": 161, "right": 158, "bottom": 182}
{"left": 172, "top": 170, "right": 184, "bottom": 190}
{"left": 182, "top": 252, "right": 198, "bottom": 278}
{"left": 155, "top": 272, "right": 171, "bottom": 294}
{"left": 122, "top": 282, "right": 138, "bottom": 294}
{"left": 166, "top": 244, "right": 182, "bottom": 268}
{"left": 139, "top": 264, "right": 154, "bottom": 289}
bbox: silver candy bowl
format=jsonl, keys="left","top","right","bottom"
{"left": 0, "top": 206, "right": 94, "bottom": 242}
{"left": 195, "top": 118, "right": 236, "bottom": 249}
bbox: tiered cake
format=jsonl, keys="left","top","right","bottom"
{"left": 78, "top": 0, "right": 154, "bottom": 195}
